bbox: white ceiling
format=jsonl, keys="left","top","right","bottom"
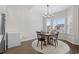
{"left": 6, "top": 5, "right": 72, "bottom": 13}
{"left": 31, "top": 5, "right": 72, "bottom": 14}
{"left": 48, "top": 5, "right": 71, "bottom": 13}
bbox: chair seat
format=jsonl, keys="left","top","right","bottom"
{"left": 38, "top": 38, "right": 45, "bottom": 41}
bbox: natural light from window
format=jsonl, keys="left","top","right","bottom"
{"left": 46, "top": 17, "right": 65, "bottom": 33}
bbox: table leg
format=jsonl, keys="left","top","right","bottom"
{"left": 47, "top": 36, "right": 50, "bottom": 44}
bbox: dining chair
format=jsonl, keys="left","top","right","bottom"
{"left": 36, "top": 32, "right": 46, "bottom": 49}
{"left": 50, "top": 31, "right": 59, "bottom": 47}
{"left": 49, "top": 30, "right": 55, "bottom": 45}
{"left": 53, "top": 32, "right": 59, "bottom": 47}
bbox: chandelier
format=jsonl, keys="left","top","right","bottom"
{"left": 42, "top": 5, "right": 54, "bottom": 18}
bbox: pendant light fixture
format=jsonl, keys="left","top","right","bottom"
{"left": 42, "top": 5, "right": 54, "bottom": 19}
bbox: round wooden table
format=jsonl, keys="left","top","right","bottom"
{"left": 42, "top": 33, "right": 54, "bottom": 44}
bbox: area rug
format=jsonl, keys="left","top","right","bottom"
{"left": 32, "top": 40, "right": 70, "bottom": 54}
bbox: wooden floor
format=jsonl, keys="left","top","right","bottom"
{"left": 60, "top": 40, "right": 79, "bottom": 54}
{"left": 4, "top": 39, "right": 79, "bottom": 54}
{"left": 5, "top": 40, "right": 41, "bottom": 54}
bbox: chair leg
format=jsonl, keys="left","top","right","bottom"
{"left": 53, "top": 40, "right": 56, "bottom": 48}
{"left": 44, "top": 40, "right": 46, "bottom": 46}
{"left": 52, "top": 40, "right": 54, "bottom": 45}
{"left": 56, "top": 40, "right": 58, "bottom": 46}
{"left": 55, "top": 40, "right": 56, "bottom": 48}
{"left": 54, "top": 40, "right": 58, "bottom": 48}
{"left": 50, "top": 38, "right": 53, "bottom": 45}
{"left": 56, "top": 39, "right": 58, "bottom": 47}
{"left": 41, "top": 41, "right": 43, "bottom": 49}
{"left": 37, "top": 40, "right": 39, "bottom": 47}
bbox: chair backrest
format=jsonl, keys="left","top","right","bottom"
{"left": 36, "top": 32, "right": 41, "bottom": 39}
{"left": 51, "top": 30, "right": 55, "bottom": 34}
{"left": 36, "top": 32, "right": 45, "bottom": 39}
{"left": 55, "top": 32, "right": 59, "bottom": 39}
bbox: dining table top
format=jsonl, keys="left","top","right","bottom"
{"left": 37, "top": 31, "right": 56, "bottom": 44}
{"left": 37, "top": 31, "right": 55, "bottom": 36}
{"left": 43, "top": 33, "right": 54, "bottom": 36}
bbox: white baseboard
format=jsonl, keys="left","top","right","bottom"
{"left": 21, "top": 37, "right": 36, "bottom": 42}
{"left": 8, "top": 43, "right": 21, "bottom": 48}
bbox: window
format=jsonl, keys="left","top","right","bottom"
{"left": 46, "top": 17, "right": 65, "bottom": 33}
{"left": 53, "top": 17, "right": 65, "bottom": 33}
{"left": 46, "top": 19, "right": 51, "bottom": 26}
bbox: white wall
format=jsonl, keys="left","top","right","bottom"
{"left": 72, "top": 6, "right": 79, "bottom": 45}
{"left": 6, "top": 5, "right": 43, "bottom": 42}
{"left": 64, "top": 6, "right": 79, "bottom": 45}
{"left": 0, "top": 14, "right": 1, "bottom": 34}
{"left": 0, "top": 5, "right": 79, "bottom": 48}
